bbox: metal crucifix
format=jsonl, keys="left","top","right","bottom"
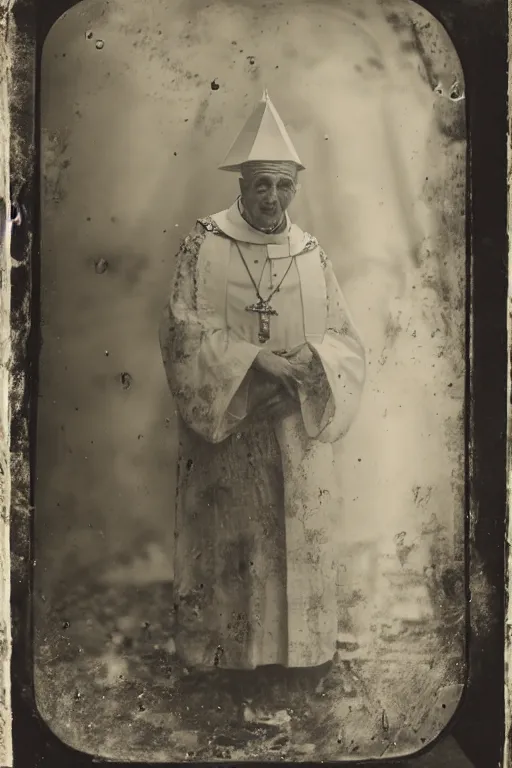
{"left": 246, "top": 298, "right": 279, "bottom": 344}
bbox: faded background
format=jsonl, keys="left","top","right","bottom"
{"left": 34, "top": 0, "right": 467, "bottom": 762}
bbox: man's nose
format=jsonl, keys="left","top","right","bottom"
{"left": 266, "top": 185, "right": 278, "bottom": 203}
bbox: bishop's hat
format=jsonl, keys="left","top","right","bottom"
{"left": 218, "top": 90, "right": 305, "bottom": 173}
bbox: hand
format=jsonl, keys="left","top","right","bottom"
{"left": 285, "top": 343, "right": 314, "bottom": 366}
{"left": 257, "top": 390, "right": 299, "bottom": 424}
{"left": 287, "top": 358, "right": 312, "bottom": 385}
{"left": 235, "top": 389, "right": 296, "bottom": 433}
{"left": 253, "top": 351, "right": 300, "bottom": 399}
{"left": 262, "top": 392, "right": 299, "bottom": 422}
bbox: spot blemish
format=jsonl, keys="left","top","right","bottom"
{"left": 9, "top": 202, "right": 21, "bottom": 226}
{"left": 86, "top": 31, "right": 93, "bottom": 40}
{"left": 450, "top": 83, "right": 463, "bottom": 100}
{"left": 94, "top": 257, "right": 108, "bottom": 274}
{"left": 95, "top": 40, "right": 104, "bottom": 50}
{"left": 120, "top": 372, "right": 132, "bottom": 390}
{"left": 211, "top": 78, "right": 220, "bottom": 91}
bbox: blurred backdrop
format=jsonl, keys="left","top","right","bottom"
{"left": 36, "top": 0, "right": 466, "bottom": 658}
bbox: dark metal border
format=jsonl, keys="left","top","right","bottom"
{"left": 7, "top": 0, "right": 508, "bottom": 766}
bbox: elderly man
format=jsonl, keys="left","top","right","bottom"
{"left": 159, "top": 91, "right": 365, "bottom": 711}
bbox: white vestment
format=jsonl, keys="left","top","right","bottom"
{"left": 159, "top": 202, "right": 366, "bottom": 669}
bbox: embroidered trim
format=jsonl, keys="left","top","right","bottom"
{"left": 295, "top": 235, "right": 329, "bottom": 270}
{"left": 197, "top": 216, "right": 224, "bottom": 236}
{"left": 180, "top": 225, "right": 208, "bottom": 255}
{"left": 174, "top": 223, "right": 209, "bottom": 311}
{"left": 301, "top": 233, "right": 319, "bottom": 253}
{"left": 295, "top": 239, "right": 328, "bottom": 272}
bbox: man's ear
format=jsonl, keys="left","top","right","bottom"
{"left": 239, "top": 177, "right": 246, "bottom": 196}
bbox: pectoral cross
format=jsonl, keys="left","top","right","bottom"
{"left": 246, "top": 298, "right": 278, "bottom": 344}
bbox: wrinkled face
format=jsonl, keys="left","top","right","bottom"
{"left": 239, "top": 170, "right": 298, "bottom": 232}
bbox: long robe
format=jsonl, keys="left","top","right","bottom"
{"left": 159, "top": 202, "right": 366, "bottom": 670}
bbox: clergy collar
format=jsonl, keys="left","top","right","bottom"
{"left": 210, "top": 201, "right": 310, "bottom": 256}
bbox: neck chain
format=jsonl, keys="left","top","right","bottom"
{"left": 234, "top": 241, "right": 294, "bottom": 344}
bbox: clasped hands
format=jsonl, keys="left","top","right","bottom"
{"left": 251, "top": 347, "right": 312, "bottom": 423}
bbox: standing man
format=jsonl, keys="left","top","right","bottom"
{"left": 159, "top": 91, "right": 365, "bottom": 710}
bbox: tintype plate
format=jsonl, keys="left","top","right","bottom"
{"left": 4, "top": 0, "right": 509, "bottom": 766}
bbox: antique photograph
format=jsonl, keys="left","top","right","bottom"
{"left": 34, "top": 0, "right": 467, "bottom": 761}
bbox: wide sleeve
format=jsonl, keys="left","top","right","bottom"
{"left": 297, "top": 251, "right": 366, "bottom": 443}
{"left": 159, "top": 224, "right": 263, "bottom": 443}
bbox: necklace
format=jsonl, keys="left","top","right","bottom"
{"left": 234, "top": 241, "right": 294, "bottom": 344}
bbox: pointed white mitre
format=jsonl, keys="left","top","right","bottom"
{"left": 218, "top": 90, "right": 305, "bottom": 172}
